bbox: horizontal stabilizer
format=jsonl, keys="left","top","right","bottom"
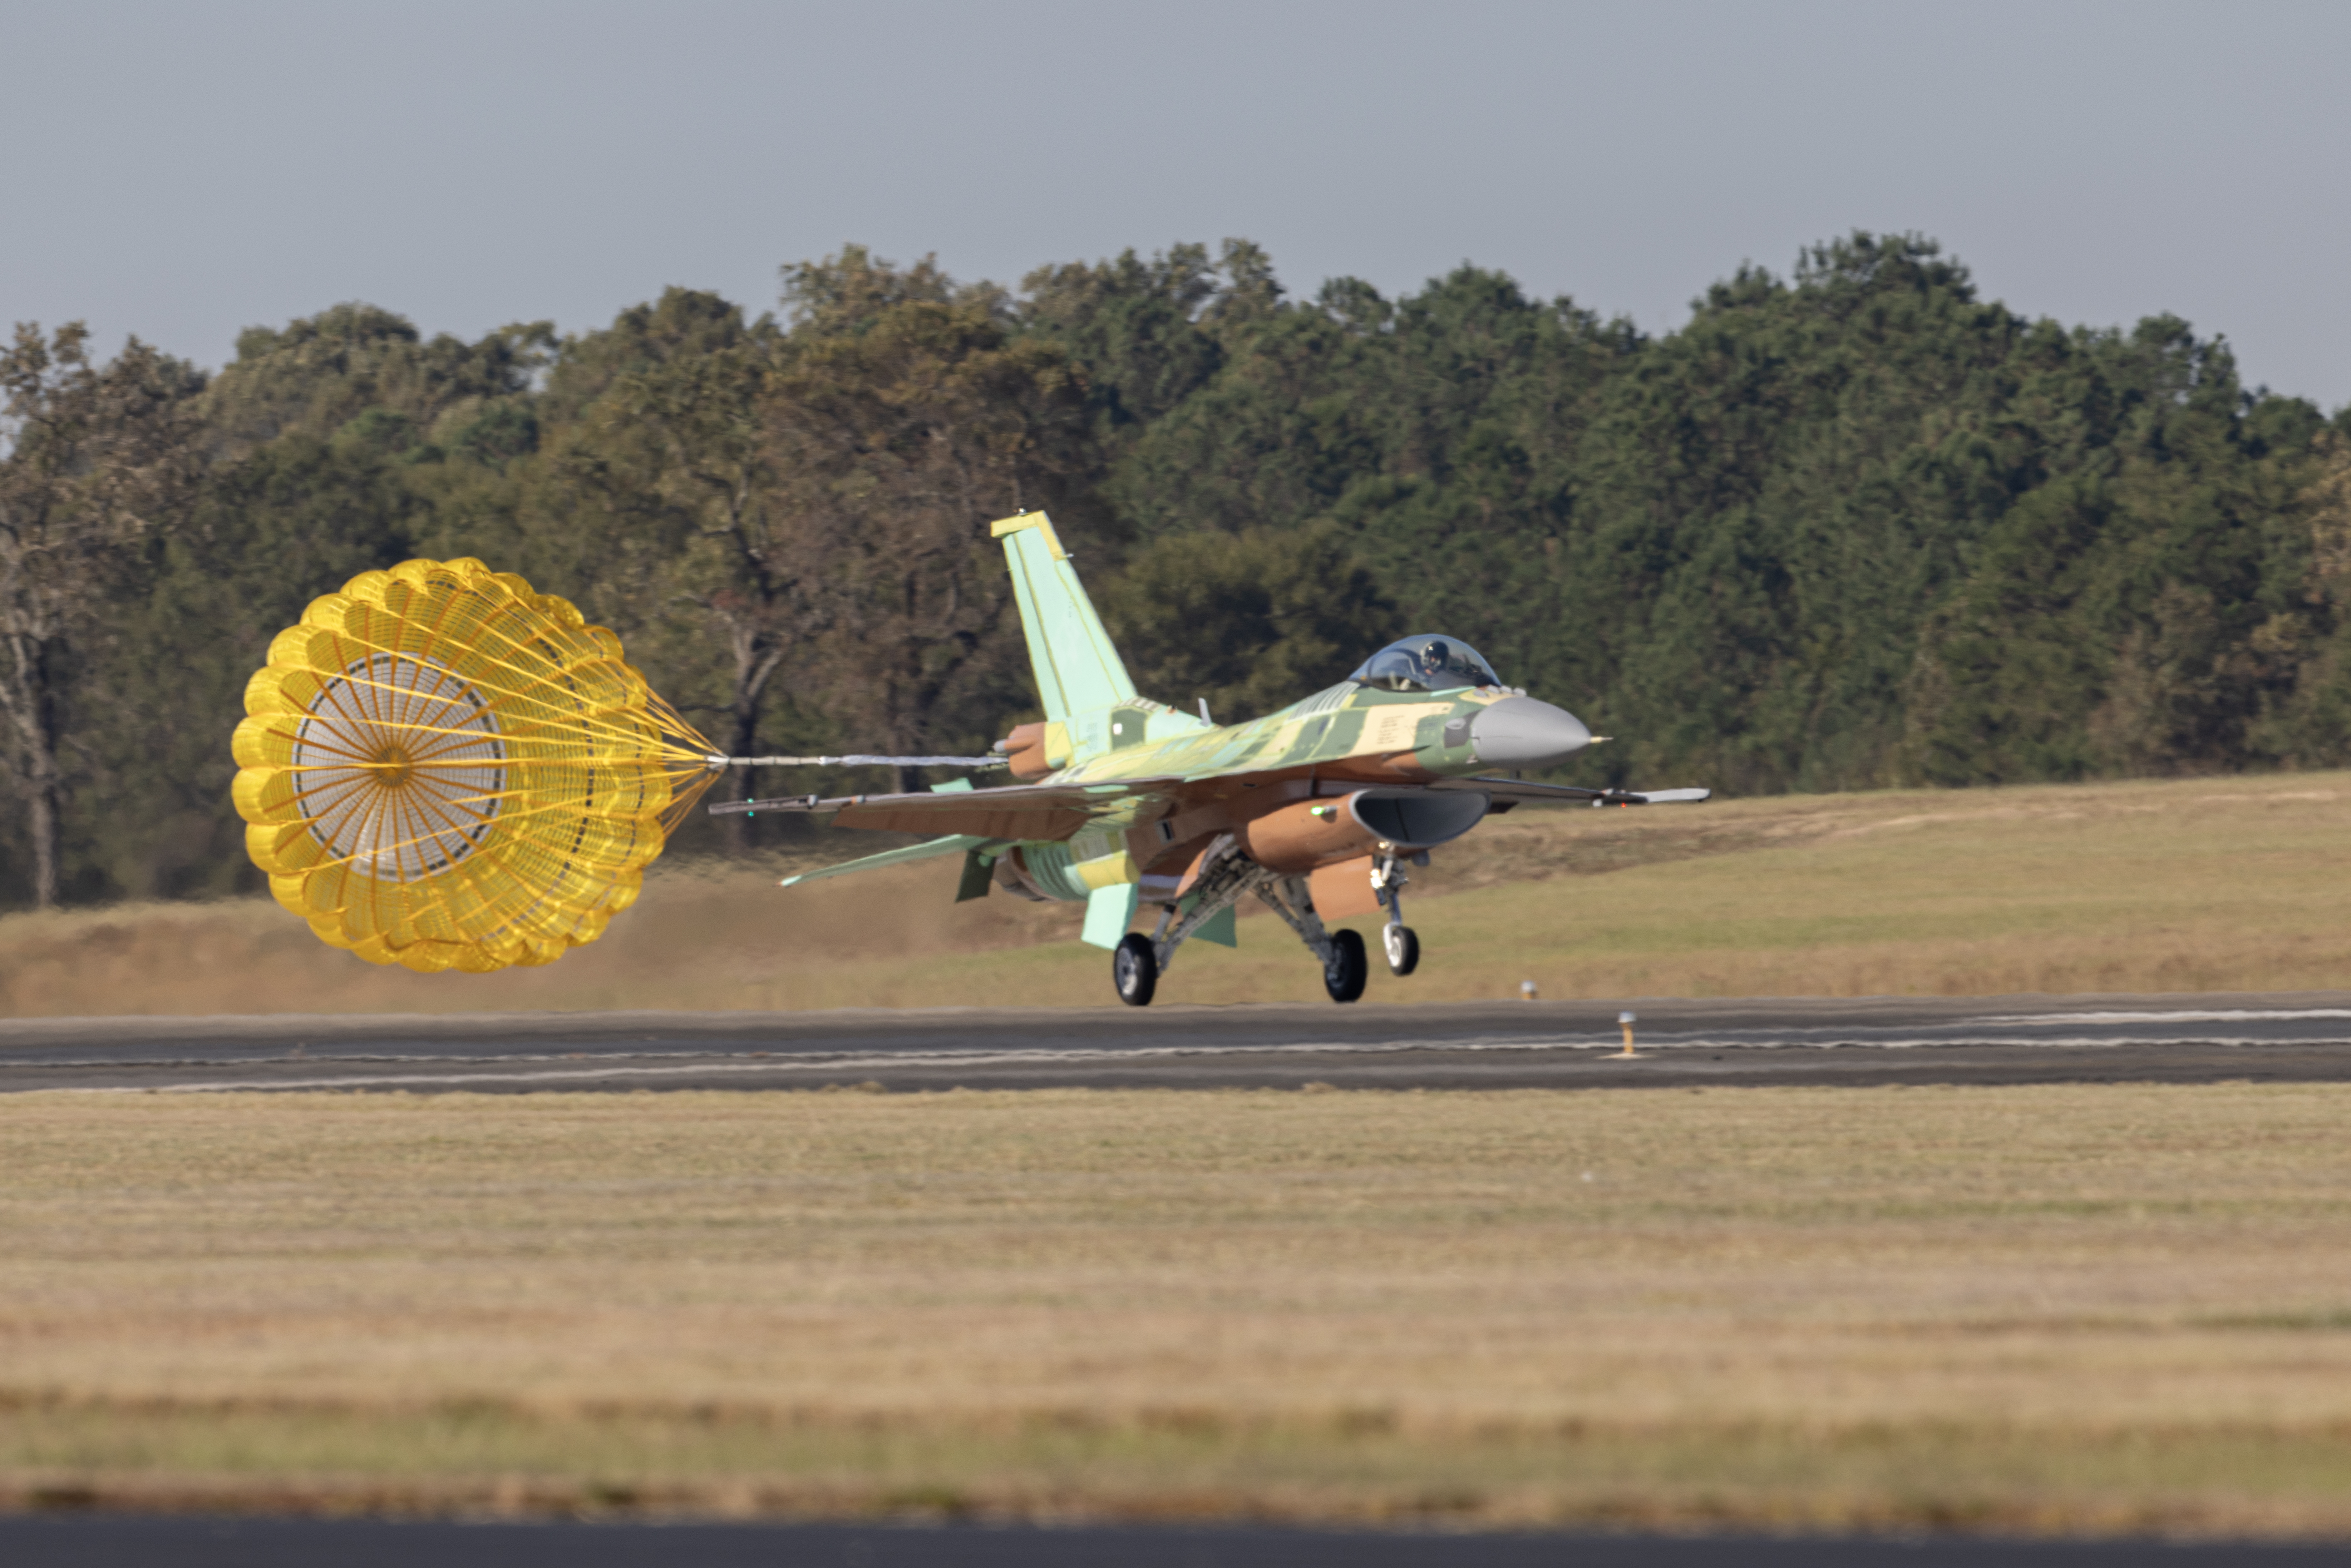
{"left": 779, "top": 834, "right": 992, "bottom": 889}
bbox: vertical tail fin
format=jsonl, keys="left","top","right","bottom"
{"left": 991, "top": 512, "right": 1135, "bottom": 722}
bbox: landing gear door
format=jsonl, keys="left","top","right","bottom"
{"left": 1307, "top": 856, "right": 1382, "bottom": 919}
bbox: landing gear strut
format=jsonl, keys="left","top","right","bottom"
{"left": 1253, "top": 872, "right": 1366, "bottom": 1006}
{"left": 1109, "top": 836, "right": 1256, "bottom": 1009}
{"left": 1105, "top": 840, "right": 1432, "bottom": 1007}
{"left": 1373, "top": 850, "right": 1420, "bottom": 977}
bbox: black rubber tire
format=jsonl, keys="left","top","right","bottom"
{"left": 1322, "top": 928, "right": 1368, "bottom": 1004}
{"left": 1382, "top": 924, "right": 1420, "bottom": 977}
{"left": 1113, "top": 932, "right": 1158, "bottom": 1007}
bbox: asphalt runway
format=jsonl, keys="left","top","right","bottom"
{"left": 1, "top": 1519, "right": 2342, "bottom": 1567}
{"left": 11, "top": 992, "right": 2351, "bottom": 1094}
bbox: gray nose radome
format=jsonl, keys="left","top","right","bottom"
{"left": 1469, "top": 697, "right": 1591, "bottom": 769}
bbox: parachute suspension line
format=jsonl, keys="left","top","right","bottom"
{"left": 395, "top": 577, "right": 710, "bottom": 752}
{"left": 258, "top": 569, "right": 718, "bottom": 765}
{"left": 264, "top": 652, "right": 720, "bottom": 878}
{"left": 271, "top": 633, "right": 716, "bottom": 762}
{"left": 256, "top": 629, "right": 723, "bottom": 815}
{"left": 645, "top": 688, "right": 733, "bottom": 830}
{"left": 260, "top": 780, "right": 694, "bottom": 879}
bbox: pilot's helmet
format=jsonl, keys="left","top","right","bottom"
{"left": 1418, "top": 638, "right": 1453, "bottom": 675}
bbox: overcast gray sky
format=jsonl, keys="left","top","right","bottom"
{"left": 8, "top": 0, "right": 2347, "bottom": 407}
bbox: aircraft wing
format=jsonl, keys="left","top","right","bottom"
{"left": 1429, "top": 777, "right": 1712, "bottom": 807}
{"left": 711, "top": 778, "right": 1184, "bottom": 842}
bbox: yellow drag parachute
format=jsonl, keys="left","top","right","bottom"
{"left": 230, "top": 558, "right": 718, "bottom": 973}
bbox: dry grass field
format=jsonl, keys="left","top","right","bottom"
{"left": 5, "top": 1085, "right": 2351, "bottom": 1534}
{"left": 8, "top": 770, "right": 2351, "bottom": 1015}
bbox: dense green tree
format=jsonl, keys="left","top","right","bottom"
{"left": 1897, "top": 321, "right": 2325, "bottom": 784}
{"left": 83, "top": 434, "right": 421, "bottom": 900}
{"left": 202, "top": 302, "right": 552, "bottom": 457}
{"left": 512, "top": 291, "right": 788, "bottom": 771}
{"left": 1556, "top": 237, "right": 2045, "bottom": 791}
{"left": 1101, "top": 523, "right": 1396, "bottom": 724}
{"left": 505, "top": 266, "right": 1098, "bottom": 801}
{"left": 763, "top": 281, "right": 1098, "bottom": 787}
{"left": 0, "top": 324, "right": 202, "bottom": 906}
{"left": 1021, "top": 244, "right": 1223, "bottom": 439}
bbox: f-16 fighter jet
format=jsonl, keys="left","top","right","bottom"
{"left": 715, "top": 512, "right": 1708, "bottom": 1006}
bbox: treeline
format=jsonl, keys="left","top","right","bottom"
{"left": 4, "top": 233, "right": 2348, "bottom": 911}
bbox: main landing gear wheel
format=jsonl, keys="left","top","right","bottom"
{"left": 1322, "top": 928, "right": 1368, "bottom": 1004}
{"left": 1382, "top": 924, "right": 1420, "bottom": 977}
{"left": 1113, "top": 932, "right": 1158, "bottom": 1007}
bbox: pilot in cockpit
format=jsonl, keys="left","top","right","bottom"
{"left": 1351, "top": 635, "right": 1502, "bottom": 693}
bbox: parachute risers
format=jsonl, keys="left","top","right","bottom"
{"left": 230, "top": 558, "right": 720, "bottom": 974}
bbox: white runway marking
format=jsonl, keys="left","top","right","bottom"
{"left": 63, "top": 1031, "right": 2269, "bottom": 1094}
{"left": 1970, "top": 1008, "right": 2351, "bottom": 1024}
{"left": 84, "top": 1035, "right": 1601, "bottom": 1092}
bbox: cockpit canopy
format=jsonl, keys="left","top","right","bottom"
{"left": 1350, "top": 634, "right": 1504, "bottom": 694}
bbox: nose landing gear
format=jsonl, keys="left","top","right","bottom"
{"left": 1372, "top": 850, "right": 1421, "bottom": 977}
